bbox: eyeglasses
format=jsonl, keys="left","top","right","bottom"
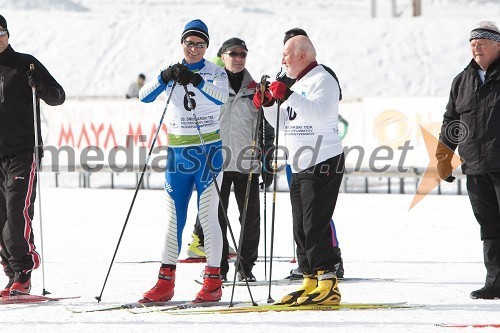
{"left": 183, "top": 40, "right": 207, "bottom": 49}
{"left": 225, "top": 51, "right": 247, "bottom": 58}
{"left": 0, "top": 29, "right": 8, "bottom": 37}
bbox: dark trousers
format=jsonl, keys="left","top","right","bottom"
{"left": 467, "top": 173, "right": 500, "bottom": 287}
{"left": 194, "top": 171, "right": 260, "bottom": 275}
{"left": 290, "top": 154, "right": 344, "bottom": 275}
{"left": 0, "top": 153, "right": 41, "bottom": 277}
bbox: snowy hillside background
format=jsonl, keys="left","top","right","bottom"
{"left": 1, "top": 0, "right": 500, "bottom": 98}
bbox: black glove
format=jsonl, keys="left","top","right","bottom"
{"left": 26, "top": 69, "right": 44, "bottom": 93}
{"left": 436, "top": 142, "right": 455, "bottom": 183}
{"left": 176, "top": 68, "right": 203, "bottom": 86}
{"left": 260, "top": 147, "right": 274, "bottom": 189}
{"left": 160, "top": 63, "right": 186, "bottom": 84}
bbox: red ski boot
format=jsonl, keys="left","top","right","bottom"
{"left": 194, "top": 266, "right": 222, "bottom": 302}
{"left": 1, "top": 277, "right": 14, "bottom": 297}
{"left": 140, "top": 266, "right": 175, "bottom": 303}
{"left": 10, "top": 272, "right": 31, "bottom": 296}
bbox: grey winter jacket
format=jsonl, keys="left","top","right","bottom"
{"left": 220, "top": 69, "right": 272, "bottom": 173}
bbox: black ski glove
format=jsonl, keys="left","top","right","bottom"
{"left": 176, "top": 68, "right": 203, "bottom": 86}
{"left": 161, "top": 63, "right": 186, "bottom": 84}
{"left": 26, "top": 69, "right": 44, "bottom": 93}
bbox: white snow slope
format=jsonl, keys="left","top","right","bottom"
{"left": 1, "top": 189, "right": 498, "bottom": 333}
{"left": 1, "top": 0, "right": 499, "bottom": 98}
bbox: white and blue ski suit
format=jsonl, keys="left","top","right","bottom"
{"left": 140, "top": 59, "right": 229, "bottom": 268}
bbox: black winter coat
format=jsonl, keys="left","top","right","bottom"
{"left": 439, "top": 58, "right": 500, "bottom": 175}
{"left": 0, "top": 45, "right": 65, "bottom": 156}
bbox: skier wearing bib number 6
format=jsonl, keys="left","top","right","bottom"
{"left": 138, "top": 19, "right": 228, "bottom": 303}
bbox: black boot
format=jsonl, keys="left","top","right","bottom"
{"left": 470, "top": 286, "right": 500, "bottom": 299}
{"left": 237, "top": 270, "right": 256, "bottom": 282}
{"left": 471, "top": 239, "right": 500, "bottom": 299}
{"left": 288, "top": 267, "right": 303, "bottom": 280}
{"left": 333, "top": 247, "right": 344, "bottom": 279}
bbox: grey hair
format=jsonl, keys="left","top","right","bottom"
{"left": 294, "top": 36, "right": 316, "bottom": 59}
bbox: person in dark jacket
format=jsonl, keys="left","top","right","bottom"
{"left": 0, "top": 14, "right": 65, "bottom": 296}
{"left": 436, "top": 21, "right": 500, "bottom": 300}
{"left": 187, "top": 38, "right": 275, "bottom": 282}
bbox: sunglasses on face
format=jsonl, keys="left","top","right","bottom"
{"left": 183, "top": 40, "right": 207, "bottom": 49}
{"left": 0, "top": 29, "right": 8, "bottom": 37}
{"left": 225, "top": 51, "right": 247, "bottom": 58}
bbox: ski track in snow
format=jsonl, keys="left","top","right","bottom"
{"left": 0, "top": 187, "right": 499, "bottom": 332}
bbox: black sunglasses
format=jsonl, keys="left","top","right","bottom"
{"left": 225, "top": 51, "right": 247, "bottom": 58}
{"left": 183, "top": 40, "right": 207, "bottom": 49}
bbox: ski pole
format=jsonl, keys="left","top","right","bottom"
{"left": 260, "top": 78, "right": 273, "bottom": 281}
{"left": 95, "top": 82, "right": 177, "bottom": 303}
{"left": 29, "top": 64, "right": 49, "bottom": 296}
{"left": 267, "top": 69, "right": 285, "bottom": 303}
{"left": 183, "top": 86, "right": 256, "bottom": 307}
{"left": 228, "top": 74, "right": 269, "bottom": 304}
{"left": 262, "top": 110, "right": 268, "bottom": 281}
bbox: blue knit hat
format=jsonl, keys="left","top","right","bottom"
{"left": 181, "top": 19, "right": 209, "bottom": 46}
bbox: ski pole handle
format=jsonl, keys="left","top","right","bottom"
{"left": 259, "top": 74, "right": 270, "bottom": 104}
{"left": 29, "top": 64, "right": 36, "bottom": 93}
{"left": 275, "top": 68, "right": 285, "bottom": 81}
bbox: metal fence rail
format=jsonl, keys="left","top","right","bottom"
{"left": 41, "top": 165, "right": 467, "bottom": 195}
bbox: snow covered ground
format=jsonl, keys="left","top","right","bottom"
{"left": 1, "top": 187, "right": 499, "bottom": 332}
{"left": 2, "top": 0, "right": 500, "bottom": 331}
